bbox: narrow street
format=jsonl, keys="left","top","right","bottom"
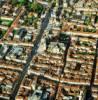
{"left": 57, "top": 0, "right": 63, "bottom": 19}
{"left": 3, "top": 7, "right": 25, "bottom": 39}
{"left": 90, "top": 40, "right": 98, "bottom": 87}
{"left": 85, "top": 40, "right": 98, "bottom": 100}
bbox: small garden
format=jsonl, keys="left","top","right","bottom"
{"left": 0, "top": 19, "right": 13, "bottom": 27}
{"left": 0, "top": 29, "right": 6, "bottom": 39}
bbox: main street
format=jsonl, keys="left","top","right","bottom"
{"left": 10, "top": 1, "right": 54, "bottom": 100}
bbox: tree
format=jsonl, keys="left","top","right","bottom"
{"left": 84, "top": 16, "right": 91, "bottom": 25}
{"left": 32, "top": 2, "right": 44, "bottom": 15}
{"left": 12, "top": 0, "right": 17, "bottom": 5}
{"left": 18, "top": 0, "right": 26, "bottom": 5}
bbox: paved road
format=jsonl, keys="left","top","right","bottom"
{"left": 10, "top": 2, "right": 54, "bottom": 100}
{"left": 3, "top": 7, "right": 25, "bottom": 39}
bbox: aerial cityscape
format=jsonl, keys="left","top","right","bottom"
{"left": 0, "top": 0, "right": 98, "bottom": 100}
